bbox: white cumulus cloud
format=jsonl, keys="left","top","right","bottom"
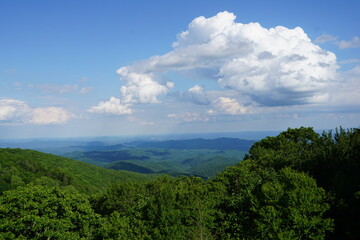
{"left": 29, "top": 107, "right": 75, "bottom": 125}
{"left": 115, "top": 11, "right": 338, "bottom": 107}
{"left": 87, "top": 97, "right": 133, "bottom": 115}
{"left": 0, "top": 98, "right": 75, "bottom": 125}
{"left": 173, "top": 85, "right": 211, "bottom": 105}
{"left": 117, "top": 67, "right": 173, "bottom": 103}
{"left": 208, "top": 97, "right": 249, "bottom": 115}
{"left": 0, "top": 99, "right": 31, "bottom": 122}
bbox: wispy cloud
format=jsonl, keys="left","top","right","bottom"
{"left": 4, "top": 68, "right": 17, "bottom": 74}
{"left": 315, "top": 34, "right": 360, "bottom": 49}
{"left": 27, "top": 83, "right": 93, "bottom": 95}
{"left": 78, "top": 87, "right": 93, "bottom": 94}
{"left": 168, "top": 112, "right": 209, "bottom": 123}
{"left": 338, "top": 59, "right": 360, "bottom": 65}
{"left": 338, "top": 36, "right": 360, "bottom": 49}
{"left": 127, "top": 116, "right": 155, "bottom": 125}
{"left": 28, "top": 84, "right": 76, "bottom": 94}
{"left": 314, "top": 34, "right": 337, "bottom": 43}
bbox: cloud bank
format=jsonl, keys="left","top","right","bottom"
{"left": 114, "top": 11, "right": 338, "bottom": 108}
{"left": 0, "top": 99, "right": 30, "bottom": 122}
{"left": 29, "top": 107, "right": 75, "bottom": 125}
{"left": 0, "top": 98, "right": 75, "bottom": 125}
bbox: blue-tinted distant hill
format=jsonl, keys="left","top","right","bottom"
{"left": 126, "top": 138, "right": 256, "bottom": 151}
{"left": 0, "top": 140, "right": 128, "bottom": 155}
{"left": 0, "top": 137, "right": 257, "bottom": 179}
{"left": 65, "top": 148, "right": 246, "bottom": 179}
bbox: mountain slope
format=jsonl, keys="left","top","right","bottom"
{"left": 0, "top": 148, "right": 154, "bottom": 194}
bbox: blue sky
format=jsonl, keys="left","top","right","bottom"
{"left": 1, "top": 0, "right": 359, "bottom": 138}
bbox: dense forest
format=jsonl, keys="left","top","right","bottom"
{"left": 0, "top": 127, "right": 359, "bottom": 239}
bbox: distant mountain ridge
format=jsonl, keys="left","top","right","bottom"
{"left": 126, "top": 137, "right": 256, "bottom": 151}
{"left": 0, "top": 137, "right": 258, "bottom": 155}
{"left": 60, "top": 138, "right": 256, "bottom": 179}
{"left": 1, "top": 138, "right": 256, "bottom": 180}
{"left": 65, "top": 148, "right": 247, "bottom": 179}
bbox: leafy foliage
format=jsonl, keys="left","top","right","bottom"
{"left": 0, "top": 185, "right": 100, "bottom": 239}
{"left": 1, "top": 127, "right": 359, "bottom": 239}
{"left": 213, "top": 161, "right": 333, "bottom": 239}
{"left": 246, "top": 127, "right": 360, "bottom": 239}
{"left": 91, "top": 176, "right": 219, "bottom": 239}
{"left": 0, "top": 148, "right": 154, "bottom": 194}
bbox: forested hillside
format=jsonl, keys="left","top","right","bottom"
{"left": 1, "top": 127, "right": 359, "bottom": 239}
{"left": 65, "top": 148, "right": 245, "bottom": 179}
{"left": 0, "top": 148, "right": 154, "bottom": 194}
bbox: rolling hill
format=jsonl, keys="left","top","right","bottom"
{"left": 64, "top": 148, "right": 246, "bottom": 179}
{"left": 0, "top": 148, "right": 155, "bottom": 194}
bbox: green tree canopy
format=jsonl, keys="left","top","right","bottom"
{"left": 0, "top": 185, "right": 100, "bottom": 239}
{"left": 214, "top": 160, "right": 333, "bottom": 239}
{"left": 246, "top": 127, "right": 360, "bottom": 239}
